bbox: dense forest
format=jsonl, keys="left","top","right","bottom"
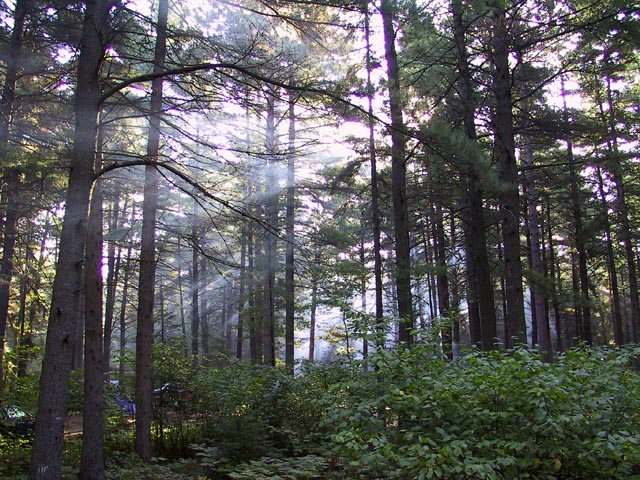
{"left": 0, "top": 0, "right": 639, "bottom": 478}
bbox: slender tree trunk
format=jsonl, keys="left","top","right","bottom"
{"left": 0, "top": 0, "right": 28, "bottom": 382}
{"left": 284, "top": 88, "right": 296, "bottom": 374}
{"left": 248, "top": 223, "right": 259, "bottom": 364}
{"left": 568, "top": 141, "right": 591, "bottom": 344}
{"left": 103, "top": 188, "right": 124, "bottom": 372}
{"left": 262, "top": 87, "right": 278, "bottom": 366}
{"left": 364, "top": 5, "right": 385, "bottom": 349}
{"left": 118, "top": 246, "right": 132, "bottom": 376}
{"left": 177, "top": 240, "right": 188, "bottom": 355}
{"left": 544, "top": 201, "right": 564, "bottom": 351}
{"left": 135, "top": 0, "right": 167, "bottom": 462}
{"left": 433, "top": 201, "right": 452, "bottom": 359}
{"left": 595, "top": 166, "right": 624, "bottom": 344}
{"left": 523, "top": 138, "right": 552, "bottom": 361}
{"left": 490, "top": 4, "right": 526, "bottom": 347}
{"left": 237, "top": 225, "right": 247, "bottom": 359}
{"left": 30, "top": 1, "right": 112, "bottom": 478}
{"left": 191, "top": 218, "right": 200, "bottom": 362}
{"left": 200, "top": 255, "right": 209, "bottom": 361}
{"left": 359, "top": 219, "right": 369, "bottom": 366}
{"left": 381, "top": 0, "right": 413, "bottom": 346}
{"left": 309, "top": 253, "right": 319, "bottom": 362}
{"left": 603, "top": 73, "right": 639, "bottom": 342}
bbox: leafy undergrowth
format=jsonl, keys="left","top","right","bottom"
{"left": 2, "top": 345, "right": 640, "bottom": 479}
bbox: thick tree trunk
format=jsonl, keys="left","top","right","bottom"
{"left": 80, "top": 158, "right": 105, "bottom": 480}
{"left": 490, "top": 4, "right": 526, "bottom": 347}
{"left": 451, "top": 0, "right": 497, "bottom": 350}
{"left": 135, "top": 0, "right": 167, "bottom": 462}
{"left": 30, "top": 1, "right": 112, "bottom": 478}
{"left": 381, "top": 0, "right": 413, "bottom": 346}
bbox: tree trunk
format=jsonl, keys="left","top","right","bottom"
{"left": 595, "top": 166, "right": 624, "bottom": 344}
{"left": 284, "top": 88, "right": 296, "bottom": 374}
{"left": 0, "top": 0, "right": 28, "bottom": 383}
{"left": 433, "top": 201, "right": 452, "bottom": 359}
{"left": 118, "top": 246, "right": 132, "bottom": 376}
{"left": 603, "top": 73, "right": 639, "bottom": 343}
{"left": 489, "top": 4, "right": 526, "bottom": 347}
{"left": 103, "top": 187, "right": 125, "bottom": 373}
{"left": 364, "top": 5, "right": 385, "bottom": 350}
{"left": 200, "top": 255, "right": 209, "bottom": 361}
{"left": 262, "top": 87, "right": 278, "bottom": 366}
{"left": 451, "top": 0, "right": 497, "bottom": 350}
{"left": 237, "top": 225, "right": 247, "bottom": 359}
{"left": 135, "top": 0, "right": 167, "bottom": 462}
{"left": 522, "top": 137, "right": 552, "bottom": 361}
{"left": 191, "top": 217, "right": 200, "bottom": 362}
{"left": 30, "top": 1, "right": 111, "bottom": 477}
{"left": 80, "top": 146, "right": 105, "bottom": 480}
{"left": 309, "top": 252, "right": 319, "bottom": 362}
{"left": 381, "top": 0, "right": 413, "bottom": 347}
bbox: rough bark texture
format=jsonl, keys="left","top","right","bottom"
{"left": 80, "top": 169, "right": 105, "bottom": 480}
{"left": 451, "top": 0, "right": 497, "bottom": 350}
{"left": 135, "top": 0, "right": 167, "bottom": 462}
{"left": 30, "top": 1, "right": 112, "bottom": 478}
{"left": 490, "top": 4, "right": 526, "bottom": 346}
{"left": 381, "top": 0, "right": 413, "bottom": 346}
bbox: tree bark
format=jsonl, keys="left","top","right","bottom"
{"left": 284, "top": 88, "right": 296, "bottom": 374}
{"left": 451, "top": 0, "right": 497, "bottom": 350}
{"left": 489, "top": 3, "right": 526, "bottom": 347}
{"left": 30, "top": 1, "right": 112, "bottom": 478}
{"left": 80, "top": 143, "right": 105, "bottom": 480}
{"left": 262, "top": 87, "right": 278, "bottom": 366}
{"left": 381, "top": 0, "right": 413, "bottom": 347}
{"left": 595, "top": 166, "right": 624, "bottom": 344}
{"left": 191, "top": 214, "right": 200, "bottom": 362}
{"left": 522, "top": 137, "right": 552, "bottom": 361}
{"left": 135, "top": 0, "right": 167, "bottom": 462}
{"left": 103, "top": 187, "right": 125, "bottom": 372}
{"left": 0, "top": 0, "right": 27, "bottom": 383}
{"left": 118, "top": 246, "right": 132, "bottom": 376}
{"left": 364, "top": 5, "right": 385, "bottom": 350}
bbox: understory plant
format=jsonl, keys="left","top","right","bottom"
{"left": 315, "top": 345, "right": 640, "bottom": 479}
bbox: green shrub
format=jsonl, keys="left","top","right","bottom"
{"left": 315, "top": 345, "right": 640, "bottom": 479}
